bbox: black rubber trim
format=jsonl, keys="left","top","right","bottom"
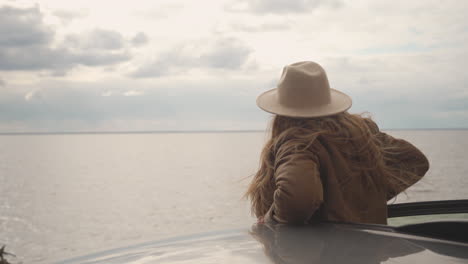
{"left": 395, "top": 221, "right": 468, "bottom": 243}
{"left": 388, "top": 200, "right": 468, "bottom": 218}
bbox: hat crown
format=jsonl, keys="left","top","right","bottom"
{"left": 277, "top": 61, "right": 331, "bottom": 107}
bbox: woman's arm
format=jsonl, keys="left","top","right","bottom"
{"left": 379, "top": 132, "right": 430, "bottom": 200}
{"left": 264, "top": 153, "right": 323, "bottom": 224}
{"left": 365, "top": 119, "right": 430, "bottom": 200}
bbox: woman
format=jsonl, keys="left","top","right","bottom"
{"left": 246, "top": 61, "right": 429, "bottom": 225}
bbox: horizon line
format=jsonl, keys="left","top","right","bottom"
{"left": 1, "top": 127, "right": 468, "bottom": 135}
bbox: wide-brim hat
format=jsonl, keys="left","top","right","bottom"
{"left": 256, "top": 61, "right": 352, "bottom": 118}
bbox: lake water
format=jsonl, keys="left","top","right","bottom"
{"left": 0, "top": 130, "right": 467, "bottom": 264}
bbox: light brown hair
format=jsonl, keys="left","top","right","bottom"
{"left": 245, "top": 112, "right": 416, "bottom": 217}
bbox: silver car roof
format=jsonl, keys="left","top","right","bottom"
{"left": 56, "top": 222, "right": 468, "bottom": 264}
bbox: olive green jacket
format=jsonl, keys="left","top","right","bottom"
{"left": 264, "top": 120, "right": 429, "bottom": 225}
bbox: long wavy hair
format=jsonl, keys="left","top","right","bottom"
{"left": 245, "top": 112, "right": 416, "bottom": 218}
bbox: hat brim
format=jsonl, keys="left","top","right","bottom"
{"left": 256, "top": 88, "right": 352, "bottom": 118}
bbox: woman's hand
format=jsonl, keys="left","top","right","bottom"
{"left": 257, "top": 216, "right": 265, "bottom": 224}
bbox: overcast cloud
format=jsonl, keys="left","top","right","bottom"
{"left": 227, "top": 0, "right": 343, "bottom": 14}
{"left": 131, "top": 32, "right": 149, "bottom": 46}
{"left": 0, "top": 5, "right": 53, "bottom": 47}
{"left": 132, "top": 37, "right": 252, "bottom": 78}
{"left": 0, "top": 0, "right": 467, "bottom": 132}
{"left": 64, "top": 29, "right": 126, "bottom": 50}
{"left": 0, "top": 5, "right": 134, "bottom": 72}
{"left": 52, "top": 9, "right": 88, "bottom": 24}
{"left": 229, "top": 22, "right": 291, "bottom": 33}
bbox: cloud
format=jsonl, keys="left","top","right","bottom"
{"left": 0, "top": 78, "right": 268, "bottom": 132}
{"left": 227, "top": 0, "right": 343, "bottom": 14}
{"left": 53, "top": 9, "right": 87, "bottom": 24}
{"left": 0, "top": 5, "right": 135, "bottom": 73}
{"left": 131, "top": 32, "right": 149, "bottom": 46}
{"left": 0, "top": 44, "right": 131, "bottom": 71}
{"left": 64, "top": 29, "right": 125, "bottom": 50}
{"left": 0, "top": 78, "right": 5, "bottom": 87}
{"left": 314, "top": 51, "right": 468, "bottom": 129}
{"left": 0, "top": 5, "right": 53, "bottom": 47}
{"left": 134, "top": 3, "right": 184, "bottom": 20}
{"left": 132, "top": 37, "right": 252, "bottom": 78}
{"left": 199, "top": 38, "right": 252, "bottom": 69}
{"left": 229, "top": 22, "right": 291, "bottom": 32}
{"left": 1, "top": 48, "right": 468, "bottom": 132}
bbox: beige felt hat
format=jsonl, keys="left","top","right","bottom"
{"left": 256, "top": 61, "right": 352, "bottom": 118}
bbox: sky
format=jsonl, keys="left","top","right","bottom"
{"left": 0, "top": 0, "right": 467, "bottom": 132}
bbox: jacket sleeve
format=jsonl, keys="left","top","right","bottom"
{"left": 365, "top": 119, "right": 430, "bottom": 200}
{"left": 265, "top": 153, "right": 323, "bottom": 224}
